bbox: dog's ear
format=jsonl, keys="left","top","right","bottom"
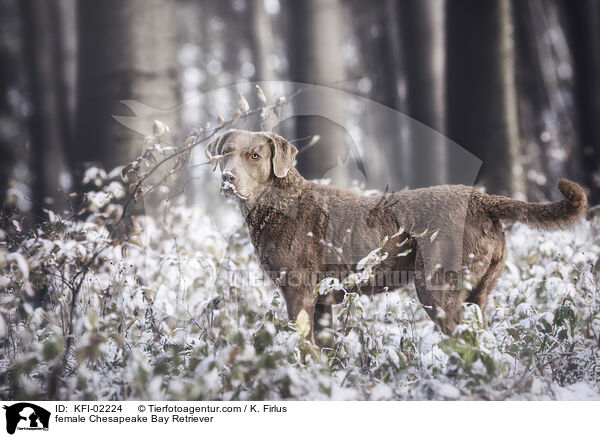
{"left": 206, "top": 137, "right": 219, "bottom": 158}
{"left": 206, "top": 129, "right": 236, "bottom": 158}
{"left": 267, "top": 133, "right": 298, "bottom": 178}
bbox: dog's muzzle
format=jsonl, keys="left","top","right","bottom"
{"left": 220, "top": 171, "right": 247, "bottom": 200}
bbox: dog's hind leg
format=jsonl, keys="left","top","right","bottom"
{"left": 466, "top": 240, "right": 507, "bottom": 328}
{"left": 414, "top": 249, "right": 468, "bottom": 335}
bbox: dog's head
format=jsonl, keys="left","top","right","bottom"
{"left": 206, "top": 129, "right": 298, "bottom": 204}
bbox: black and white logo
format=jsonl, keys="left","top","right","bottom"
{"left": 3, "top": 403, "right": 50, "bottom": 435}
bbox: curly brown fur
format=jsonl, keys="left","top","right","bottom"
{"left": 209, "top": 130, "right": 588, "bottom": 339}
{"left": 476, "top": 178, "right": 587, "bottom": 229}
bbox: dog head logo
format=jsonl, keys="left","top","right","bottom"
{"left": 3, "top": 403, "right": 50, "bottom": 435}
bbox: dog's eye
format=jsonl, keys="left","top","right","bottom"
{"left": 251, "top": 152, "right": 260, "bottom": 160}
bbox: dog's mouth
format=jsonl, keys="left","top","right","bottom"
{"left": 220, "top": 181, "right": 248, "bottom": 200}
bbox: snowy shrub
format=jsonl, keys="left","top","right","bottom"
{"left": 2, "top": 170, "right": 599, "bottom": 401}
{"left": 1, "top": 102, "right": 599, "bottom": 400}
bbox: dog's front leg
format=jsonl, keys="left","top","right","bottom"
{"left": 281, "top": 283, "right": 319, "bottom": 343}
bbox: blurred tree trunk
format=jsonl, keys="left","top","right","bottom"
{"left": 562, "top": 0, "right": 600, "bottom": 204}
{"left": 399, "top": 0, "right": 447, "bottom": 188}
{"left": 249, "top": 0, "right": 275, "bottom": 113}
{"left": 513, "top": 0, "right": 555, "bottom": 201}
{"left": 20, "top": 0, "right": 68, "bottom": 216}
{"left": 515, "top": 0, "right": 576, "bottom": 201}
{"left": 383, "top": 0, "right": 413, "bottom": 190}
{"left": 446, "top": 0, "right": 523, "bottom": 196}
{"left": 499, "top": 0, "right": 526, "bottom": 198}
{"left": 249, "top": 0, "right": 274, "bottom": 84}
{"left": 0, "top": 0, "right": 20, "bottom": 205}
{"left": 75, "top": 0, "right": 180, "bottom": 176}
{"left": 285, "top": 0, "right": 348, "bottom": 184}
{"left": 353, "top": 0, "right": 409, "bottom": 190}
{"left": 0, "top": 57, "right": 12, "bottom": 204}
{"left": 52, "top": 0, "right": 77, "bottom": 177}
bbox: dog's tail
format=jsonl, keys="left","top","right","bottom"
{"left": 481, "top": 179, "right": 587, "bottom": 230}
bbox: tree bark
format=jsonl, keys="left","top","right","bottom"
{"left": 398, "top": 0, "right": 447, "bottom": 188}
{"left": 513, "top": 0, "right": 554, "bottom": 200}
{"left": 499, "top": 0, "right": 526, "bottom": 198}
{"left": 249, "top": 0, "right": 274, "bottom": 84}
{"left": 285, "top": 0, "right": 348, "bottom": 184}
{"left": 562, "top": 0, "right": 600, "bottom": 204}
{"left": 20, "top": 0, "right": 67, "bottom": 216}
{"left": 51, "top": 0, "right": 77, "bottom": 174}
{"left": 446, "top": 0, "right": 522, "bottom": 196}
{"left": 75, "top": 0, "right": 180, "bottom": 175}
{"left": 0, "top": 0, "right": 20, "bottom": 205}
{"left": 352, "top": 0, "right": 409, "bottom": 190}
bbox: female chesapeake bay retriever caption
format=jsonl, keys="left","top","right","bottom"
{"left": 206, "top": 129, "right": 587, "bottom": 340}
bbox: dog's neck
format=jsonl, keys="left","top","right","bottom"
{"left": 272, "top": 167, "right": 305, "bottom": 191}
{"left": 240, "top": 167, "right": 306, "bottom": 230}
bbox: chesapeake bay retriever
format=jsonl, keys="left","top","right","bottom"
{"left": 207, "top": 129, "right": 587, "bottom": 340}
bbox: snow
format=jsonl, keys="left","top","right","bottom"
{"left": 1, "top": 176, "right": 599, "bottom": 400}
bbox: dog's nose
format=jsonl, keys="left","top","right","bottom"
{"left": 222, "top": 171, "right": 237, "bottom": 183}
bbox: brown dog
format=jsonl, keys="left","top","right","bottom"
{"left": 207, "top": 129, "right": 587, "bottom": 339}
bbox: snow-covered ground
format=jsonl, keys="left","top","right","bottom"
{"left": 1, "top": 184, "right": 599, "bottom": 400}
